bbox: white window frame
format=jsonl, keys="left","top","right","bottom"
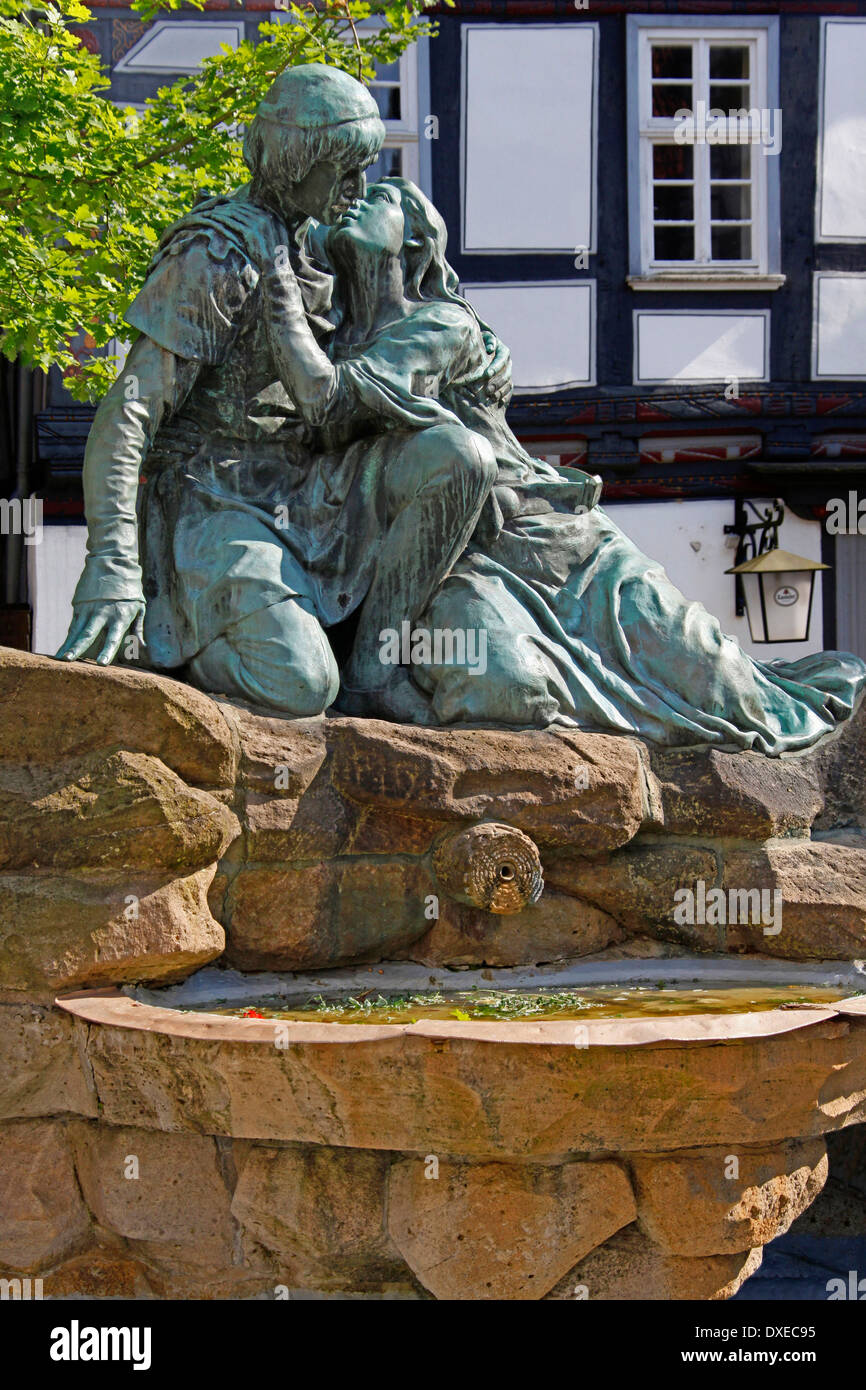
{"left": 366, "top": 43, "right": 421, "bottom": 185}
{"left": 627, "top": 15, "right": 783, "bottom": 291}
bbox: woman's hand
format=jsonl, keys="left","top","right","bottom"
{"left": 482, "top": 330, "right": 513, "bottom": 408}
{"left": 56, "top": 599, "right": 146, "bottom": 667}
{"left": 464, "top": 330, "right": 513, "bottom": 409}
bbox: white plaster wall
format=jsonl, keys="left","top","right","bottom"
{"left": 635, "top": 313, "right": 769, "bottom": 384}
{"left": 835, "top": 532, "right": 866, "bottom": 661}
{"left": 28, "top": 507, "right": 828, "bottom": 670}
{"left": 605, "top": 498, "right": 825, "bottom": 662}
{"left": 114, "top": 22, "right": 244, "bottom": 73}
{"left": 462, "top": 25, "right": 595, "bottom": 252}
{"left": 28, "top": 526, "right": 88, "bottom": 657}
{"left": 463, "top": 283, "right": 594, "bottom": 391}
{"left": 818, "top": 20, "right": 866, "bottom": 240}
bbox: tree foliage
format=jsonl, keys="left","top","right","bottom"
{"left": 0, "top": 0, "right": 442, "bottom": 398}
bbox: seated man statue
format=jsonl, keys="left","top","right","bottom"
{"left": 58, "top": 64, "right": 502, "bottom": 721}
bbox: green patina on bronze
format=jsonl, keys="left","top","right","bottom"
{"left": 59, "top": 62, "right": 866, "bottom": 752}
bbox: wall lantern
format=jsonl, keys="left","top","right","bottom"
{"left": 724, "top": 499, "right": 829, "bottom": 644}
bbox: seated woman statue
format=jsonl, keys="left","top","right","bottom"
{"left": 297, "top": 175, "right": 866, "bottom": 754}
{"left": 57, "top": 64, "right": 503, "bottom": 724}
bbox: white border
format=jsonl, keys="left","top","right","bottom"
{"left": 816, "top": 17, "right": 866, "bottom": 245}
{"left": 633, "top": 307, "right": 770, "bottom": 385}
{"left": 460, "top": 23, "right": 599, "bottom": 256}
{"left": 812, "top": 271, "right": 866, "bottom": 380}
{"left": 461, "top": 279, "right": 597, "bottom": 392}
{"left": 113, "top": 21, "right": 244, "bottom": 74}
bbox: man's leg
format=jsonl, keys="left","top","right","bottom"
{"left": 341, "top": 422, "right": 497, "bottom": 719}
{"left": 188, "top": 595, "right": 339, "bottom": 717}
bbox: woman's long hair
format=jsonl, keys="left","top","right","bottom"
{"left": 382, "top": 177, "right": 493, "bottom": 341}
{"left": 327, "top": 176, "right": 494, "bottom": 360}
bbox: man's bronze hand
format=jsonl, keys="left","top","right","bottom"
{"left": 56, "top": 599, "right": 146, "bottom": 667}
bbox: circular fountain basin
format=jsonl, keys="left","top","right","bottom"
{"left": 56, "top": 956, "right": 866, "bottom": 1157}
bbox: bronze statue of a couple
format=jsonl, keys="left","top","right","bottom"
{"left": 59, "top": 64, "right": 865, "bottom": 754}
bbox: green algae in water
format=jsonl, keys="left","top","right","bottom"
{"left": 192, "top": 982, "right": 855, "bottom": 1026}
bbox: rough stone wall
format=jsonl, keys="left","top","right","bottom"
{"left": 0, "top": 1114, "right": 832, "bottom": 1300}
{"left": 2, "top": 646, "right": 866, "bottom": 1300}
{"left": 3, "top": 647, "right": 865, "bottom": 980}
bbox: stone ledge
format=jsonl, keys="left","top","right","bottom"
{"left": 54, "top": 989, "right": 866, "bottom": 1156}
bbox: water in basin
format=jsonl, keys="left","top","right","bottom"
{"left": 187, "top": 981, "right": 855, "bottom": 1025}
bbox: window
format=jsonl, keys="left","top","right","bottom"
{"left": 627, "top": 18, "right": 782, "bottom": 289}
{"left": 363, "top": 48, "right": 422, "bottom": 186}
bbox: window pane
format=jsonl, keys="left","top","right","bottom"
{"left": 710, "top": 45, "right": 750, "bottom": 80}
{"left": 711, "top": 184, "right": 752, "bottom": 220}
{"left": 654, "top": 224, "right": 695, "bottom": 260}
{"left": 711, "top": 145, "right": 751, "bottom": 180}
{"left": 363, "top": 146, "right": 403, "bottom": 186}
{"left": 373, "top": 59, "right": 401, "bottom": 83}
{"left": 370, "top": 84, "right": 401, "bottom": 121}
{"left": 654, "top": 144, "right": 694, "bottom": 180}
{"left": 711, "top": 225, "right": 752, "bottom": 259}
{"left": 652, "top": 45, "right": 692, "bottom": 79}
{"left": 652, "top": 84, "right": 693, "bottom": 118}
{"left": 710, "top": 84, "right": 750, "bottom": 111}
{"left": 654, "top": 185, "right": 694, "bottom": 220}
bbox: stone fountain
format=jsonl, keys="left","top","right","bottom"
{"left": 2, "top": 646, "right": 866, "bottom": 1300}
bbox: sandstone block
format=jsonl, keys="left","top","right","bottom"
{"left": 401, "top": 887, "right": 623, "bottom": 967}
{"left": 650, "top": 746, "right": 822, "bottom": 839}
{"left": 0, "top": 866, "right": 224, "bottom": 991}
{"left": 546, "top": 1224, "right": 762, "bottom": 1300}
{"left": 70, "top": 1123, "right": 234, "bottom": 1272}
{"left": 231, "top": 1143, "right": 398, "bottom": 1286}
{"left": 0, "top": 750, "right": 237, "bottom": 873}
{"left": 225, "top": 858, "right": 434, "bottom": 971}
{"left": 0, "top": 647, "right": 236, "bottom": 787}
{"left": 0, "top": 1120, "right": 90, "bottom": 1271}
{"left": 722, "top": 841, "right": 866, "bottom": 958}
{"left": 805, "top": 695, "right": 866, "bottom": 831}
{"left": 0, "top": 1001, "right": 96, "bottom": 1120}
{"left": 242, "top": 781, "right": 355, "bottom": 861}
{"left": 80, "top": 1007, "right": 866, "bottom": 1158}
{"left": 329, "top": 720, "right": 649, "bottom": 852}
{"left": 34, "top": 1248, "right": 156, "bottom": 1300}
{"left": 387, "top": 1157, "right": 636, "bottom": 1299}
{"left": 631, "top": 1137, "right": 828, "bottom": 1255}
{"left": 547, "top": 843, "right": 720, "bottom": 946}
{"left": 222, "top": 705, "right": 326, "bottom": 797}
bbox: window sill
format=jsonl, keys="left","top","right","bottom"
{"left": 627, "top": 273, "right": 787, "bottom": 292}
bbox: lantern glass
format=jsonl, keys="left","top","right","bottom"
{"left": 742, "top": 569, "right": 816, "bottom": 644}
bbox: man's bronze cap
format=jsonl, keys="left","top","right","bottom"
{"left": 256, "top": 62, "right": 381, "bottom": 128}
